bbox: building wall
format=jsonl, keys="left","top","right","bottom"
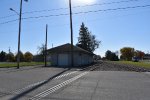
{"left": 50, "top": 53, "right": 58, "bottom": 66}
{"left": 81, "top": 53, "right": 93, "bottom": 65}
{"left": 49, "top": 52, "right": 93, "bottom": 67}
{"left": 69, "top": 52, "right": 93, "bottom": 66}
{"left": 73, "top": 52, "right": 82, "bottom": 66}
{"left": 58, "top": 53, "right": 69, "bottom": 66}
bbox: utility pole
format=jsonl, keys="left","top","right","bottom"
{"left": 69, "top": 0, "right": 74, "bottom": 67}
{"left": 10, "top": 0, "right": 28, "bottom": 69}
{"left": 45, "top": 24, "right": 48, "bottom": 67}
{"left": 17, "top": 0, "right": 23, "bottom": 69}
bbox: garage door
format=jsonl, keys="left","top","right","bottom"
{"left": 58, "top": 54, "right": 68, "bottom": 66}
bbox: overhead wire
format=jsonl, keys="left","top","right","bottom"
{"left": 0, "top": 4, "right": 150, "bottom": 25}
{"left": 1, "top": 9, "right": 149, "bottom": 35}
{"left": 74, "top": 5, "right": 150, "bottom": 14}
{"left": 0, "top": 0, "right": 139, "bottom": 19}
{"left": 22, "top": 0, "right": 139, "bottom": 14}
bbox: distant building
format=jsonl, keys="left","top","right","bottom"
{"left": 143, "top": 54, "right": 150, "bottom": 60}
{"left": 47, "top": 43, "right": 94, "bottom": 67}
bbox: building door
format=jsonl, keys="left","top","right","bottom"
{"left": 58, "top": 54, "right": 68, "bottom": 66}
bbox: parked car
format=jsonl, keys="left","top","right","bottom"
{"left": 132, "top": 56, "right": 139, "bottom": 62}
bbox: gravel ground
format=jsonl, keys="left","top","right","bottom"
{"left": 85, "top": 61, "right": 150, "bottom": 72}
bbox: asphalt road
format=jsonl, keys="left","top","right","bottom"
{"left": 0, "top": 64, "right": 150, "bottom": 100}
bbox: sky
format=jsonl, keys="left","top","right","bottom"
{"left": 0, "top": 0, "right": 150, "bottom": 57}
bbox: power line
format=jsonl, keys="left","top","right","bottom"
{"left": 1, "top": 9, "right": 149, "bottom": 32}
{"left": 0, "top": 4, "right": 150, "bottom": 25}
{"left": 0, "top": 0, "right": 139, "bottom": 19}
{"left": 0, "top": 19, "right": 18, "bottom": 24}
{"left": 74, "top": 5, "right": 150, "bottom": 14}
{"left": 22, "top": 0, "right": 139, "bottom": 14}
{"left": 73, "top": 0, "right": 139, "bottom": 8}
{"left": 0, "top": 14, "right": 17, "bottom": 19}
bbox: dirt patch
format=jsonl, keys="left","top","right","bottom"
{"left": 87, "top": 61, "right": 150, "bottom": 72}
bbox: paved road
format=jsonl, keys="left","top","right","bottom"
{"left": 45, "top": 71, "right": 150, "bottom": 100}
{"left": 0, "top": 65, "right": 150, "bottom": 100}
{"left": 0, "top": 66, "right": 72, "bottom": 99}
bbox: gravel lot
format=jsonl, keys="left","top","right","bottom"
{"left": 86, "top": 61, "right": 150, "bottom": 72}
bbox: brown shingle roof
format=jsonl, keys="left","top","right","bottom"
{"left": 47, "top": 43, "right": 93, "bottom": 55}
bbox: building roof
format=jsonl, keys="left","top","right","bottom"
{"left": 47, "top": 43, "right": 93, "bottom": 55}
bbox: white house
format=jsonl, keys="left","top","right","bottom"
{"left": 47, "top": 43, "right": 94, "bottom": 67}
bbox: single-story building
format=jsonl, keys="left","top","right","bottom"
{"left": 47, "top": 43, "right": 94, "bottom": 67}
{"left": 143, "top": 54, "right": 150, "bottom": 60}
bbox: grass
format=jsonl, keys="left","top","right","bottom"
{"left": 0, "top": 62, "right": 45, "bottom": 68}
{"left": 112, "top": 61, "right": 150, "bottom": 69}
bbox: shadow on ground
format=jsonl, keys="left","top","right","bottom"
{"left": 9, "top": 68, "right": 72, "bottom": 100}
{"left": 8, "top": 62, "right": 98, "bottom": 100}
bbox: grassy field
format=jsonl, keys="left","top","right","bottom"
{"left": 112, "top": 61, "right": 150, "bottom": 69}
{"left": 0, "top": 62, "right": 45, "bottom": 68}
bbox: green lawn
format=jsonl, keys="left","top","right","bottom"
{"left": 0, "top": 62, "right": 45, "bottom": 68}
{"left": 112, "top": 61, "right": 150, "bottom": 69}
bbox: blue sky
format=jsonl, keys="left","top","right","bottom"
{"left": 0, "top": 0, "right": 150, "bottom": 57}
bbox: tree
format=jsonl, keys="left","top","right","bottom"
{"left": 0, "top": 51, "right": 7, "bottom": 62}
{"left": 37, "top": 44, "right": 45, "bottom": 55}
{"left": 33, "top": 44, "right": 45, "bottom": 62}
{"left": 105, "top": 50, "right": 112, "bottom": 60}
{"left": 134, "top": 50, "right": 145, "bottom": 60}
{"left": 6, "top": 52, "right": 15, "bottom": 62}
{"left": 105, "top": 50, "right": 119, "bottom": 61}
{"left": 24, "top": 52, "right": 33, "bottom": 62}
{"left": 15, "top": 51, "right": 24, "bottom": 62}
{"left": 111, "top": 53, "right": 119, "bottom": 61}
{"left": 120, "top": 47, "right": 134, "bottom": 61}
{"left": 89, "top": 35, "right": 100, "bottom": 53}
{"left": 76, "top": 23, "right": 100, "bottom": 53}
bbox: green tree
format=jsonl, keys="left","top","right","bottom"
{"left": 105, "top": 50, "right": 119, "bottom": 61}
{"left": 105, "top": 50, "right": 112, "bottom": 60}
{"left": 111, "top": 53, "right": 119, "bottom": 61}
{"left": 15, "top": 51, "right": 24, "bottom": 62}
{"left": 24, "top": 52, "right": 33, "bottom": 62}
{"left": 0, "top": 51, "right": 7, "bottom": 62}
{"left": 6, "top": 52, "right": 15, "bottom": 62}
{"left": 120, "top": 47, "right": 134, "bottom": 61}
{"left": 76, "top": 23, "right": 100, "bottom": 53}
{"left": 89, "top": 35, "right": 100, "bottom": 53}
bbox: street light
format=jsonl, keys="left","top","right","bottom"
{"left": 69, "top": 0, "right": 74, "bottom": 67}
{"left": 10, "top": 8, "right": 19, "bottom": 15}
{"left": 10, "top": 0, "right": 28, "bottom": 69}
